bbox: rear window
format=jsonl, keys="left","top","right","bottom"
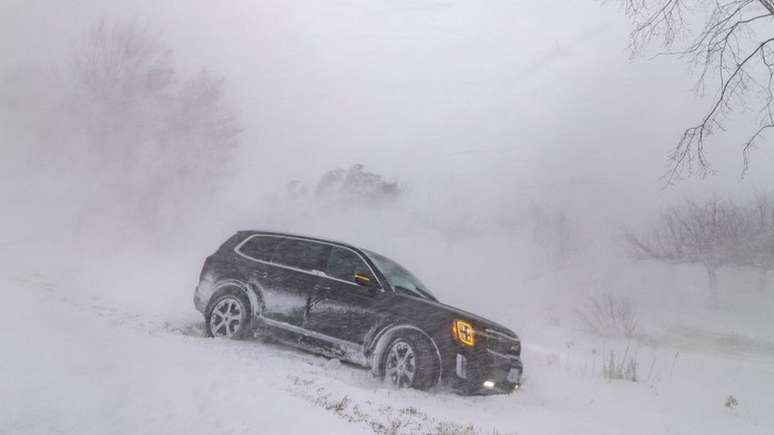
{"left": 236, "top": 235, "right": 282, "bottom": 262}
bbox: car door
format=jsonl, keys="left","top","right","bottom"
{"left": 303, "top": 246, "right": 388, "bottom": 349}
{"left": 235, "top": 233, "right": 280, "bottom": 296}
{"left": 261, "top": 238, "right": 329, "bottom": 326}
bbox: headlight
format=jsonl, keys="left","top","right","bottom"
{"left": 452, "top": 319, "right": 475, "bottom": 347}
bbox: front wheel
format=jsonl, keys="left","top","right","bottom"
{"left": 382, "top": 332, "right": 440, "bottom": 390}
{"left": 206, "top": 290, "right": 251, "bottom": 339}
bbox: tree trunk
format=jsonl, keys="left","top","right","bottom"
{"left": 706, "top": 266, "right": 719, "bottom": 307}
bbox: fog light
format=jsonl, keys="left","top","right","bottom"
{"left": 483, "top": 380, "right": 495, "bottom": 389}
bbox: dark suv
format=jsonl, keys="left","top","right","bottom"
{"left": 194, "top": 231, "right": 523, "bottom": 394}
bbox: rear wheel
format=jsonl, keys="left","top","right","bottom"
{"left": 206, "top": 290, "right": 250, "bottom": 339}
{"left": 381, "top": 332, "right": 440, "bottom": 390}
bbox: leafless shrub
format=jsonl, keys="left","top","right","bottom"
{"left": 578, "top": 294, "right": 638, "bottom": 339}
{"left": 602, "top": 345, "right": 639, "bottom": 382}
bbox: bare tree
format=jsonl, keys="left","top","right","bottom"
{"left": 739, "top": 191, "right": 774, "bottom": 290}
{"left": 618, "top": 1, "right": 774, "bottom": 181}
{"left": 623, "top": 197, "right": 748, "bottom": 305}
{"left": 73, "top": 19, "right": 174, "bottom": 113}
{"left": 69, "top": 19, "right": 240, "bottom": 232}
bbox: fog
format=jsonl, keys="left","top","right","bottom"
{"left": 2, "top": 1, "right": 774, "bottom": 434}
{"left": 4, "top": 0, "right": 774, "bottom": 350}
{"left": 5, "top": 1, "right": 774, "bottom": 229}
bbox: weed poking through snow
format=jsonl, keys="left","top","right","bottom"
{"left": 578, "top": 293, "right": 638, "bottom": 339}
{"left": 602, "top": 345, "right": 639, "bottom": 382}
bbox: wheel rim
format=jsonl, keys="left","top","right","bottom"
{"left": 384, "top": 340, "right": 417, "bottom": 388}
{"left": 209, "top": 297, "right": 244, "bottom": 338}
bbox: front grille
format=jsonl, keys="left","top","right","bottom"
{"left": 482, "top": 328, "right": 521, "bottom": 359}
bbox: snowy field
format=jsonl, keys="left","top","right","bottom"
{"left": 3, "top": 236, "right": 773, "bottom": 435}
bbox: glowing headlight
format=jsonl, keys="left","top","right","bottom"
{"left": 452, "top": 319, "right": 475, "bottom": 347}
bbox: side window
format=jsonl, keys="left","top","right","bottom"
{"left": 326, "top": 247, "right": 372, "bottom": 283}
{"left": 271, "top": 240, "right": 328, "bottom": 272}
{"left": 238, "top": 236, "right": 281, "bottom": 261}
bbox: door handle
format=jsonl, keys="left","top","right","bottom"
{"left": 315, "top": 284, "right": 331, "bottom": 291}
{"left": 256, "top": 271, "right": 268, "bottom": 278}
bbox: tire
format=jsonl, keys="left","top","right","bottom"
{"left": 381, "top": 331, "right": 440, "bottom": 391}
{"left": 205, "top": 289, "right": 251, "bottom": 340}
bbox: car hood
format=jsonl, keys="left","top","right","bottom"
{"left": 395, "top": 293, "right": 518, "bottom": 339}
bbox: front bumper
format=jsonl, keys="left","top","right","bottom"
{"left": 449, "top": 345, "right": 523, "bottom": 395}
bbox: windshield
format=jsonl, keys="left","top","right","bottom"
{"left": 364, "top": 250, "right": 436, "bottom": 301}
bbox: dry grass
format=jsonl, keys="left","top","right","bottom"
{"left": 434, "top": 422, "right": 510, "bottom": 435}
{"left": 602, "top": 345, "right": 639, "bottom": 383}
{"left": 288, "top": 375, "right": 515, "bottom": 434}
{"left": 578, "top": 293, "right": 638, "bottom": 339}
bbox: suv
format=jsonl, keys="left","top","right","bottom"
{"left": 194, "top": 231, "right": 523, "bottom": 395}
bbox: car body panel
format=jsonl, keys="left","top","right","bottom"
{"left": 304, "top": 277, "right": 389, "bottom": 347}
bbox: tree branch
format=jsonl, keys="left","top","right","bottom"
{"left": 618, "top": 0, "right": 774, "bottom": 182}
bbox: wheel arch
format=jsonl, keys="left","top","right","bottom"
{"left": 368, "top": 323, "right": 443, "bottom": 386}
{"left": 209, "top": 279, "right": 264, "bottom": 322}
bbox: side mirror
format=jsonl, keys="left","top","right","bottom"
{"left": 353, "top": 273, "right": 375, "bottom": 287}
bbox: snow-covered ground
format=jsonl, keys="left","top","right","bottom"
{"left": 3, "top": 237, "right": 773, "bottom": 435}
{"left": 4, "top": 0, "right": 774, "bottom": 432}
